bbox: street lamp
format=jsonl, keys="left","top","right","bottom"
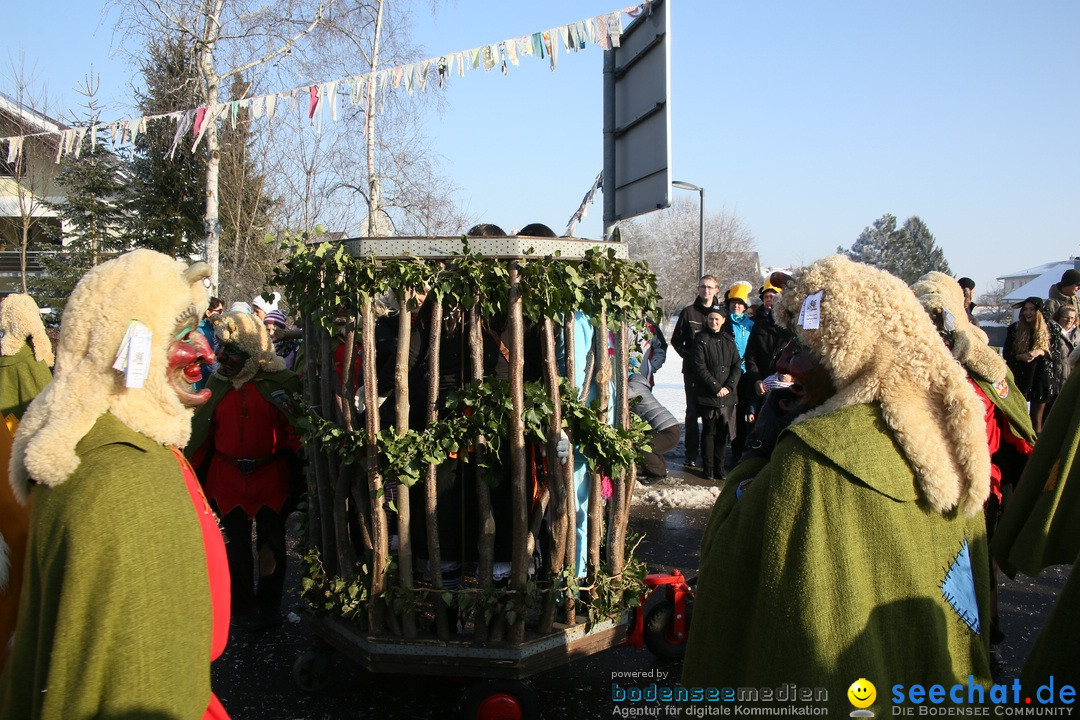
{"left": 672, "top": 181, "right": 705, "bottom": 279}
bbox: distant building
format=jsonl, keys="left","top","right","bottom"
{"left": 0, "top": 91, "right": 67, "bottom": 296}
{"left": 999, "top": 259, "right": 1080, "bottom": 305}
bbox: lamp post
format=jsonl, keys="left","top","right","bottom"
{"left": 672, "top": 181, "right": 705, "bottom": 279}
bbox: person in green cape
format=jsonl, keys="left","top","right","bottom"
{"left": 682, "top": 256, "right": 992, "bottom": 715}
{"left": 911, "top": 272, "right": 1035, "bottom": 647}
{"left": 0, "top": 293, "right": 53, "bottom": 420}
{"left": 991, "top": 362, "right": 1080, "bottom": 689}
{"left": 0, "top": 292, "right": 54, "bottom": 671}
{"left": 1, "top": 250, "right": 230, "bottom": 719}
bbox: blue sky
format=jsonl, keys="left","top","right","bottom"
{"left": 7, "top": 0, "right": 1080, "bottom": 297}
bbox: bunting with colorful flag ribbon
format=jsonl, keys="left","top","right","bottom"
{"left": 0, "top": 2, "right": 649, "bottom": 164}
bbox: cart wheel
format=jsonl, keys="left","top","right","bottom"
{"left": 455, "top": 679, "right": 539, "bottom": 720}
{"left": 643, "top": 596, "right": 694, "bottom": 660}
{"left": 292, "top": 647, "right": 335, "bottom": 693}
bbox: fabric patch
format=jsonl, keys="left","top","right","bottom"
{"left": 993, "top": 379, "right": 1009, "bottom": 399}
{"left": 735, "top": 477, "right": 755, "bottom": 500}
{"left": 940, "top": 537, "right": 981, "bottom": 635}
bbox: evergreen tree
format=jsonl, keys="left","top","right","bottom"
{"left": 32, "top": 82, "right": 132, "bottom": 310}
{"left": 125, "top": 34, "right": 206, "bottom": 259}
{"left": 840, "top": 213, "right": 952, "bottom": 284}
{"left": 840, "top": 214, "right": 897, "bottom": 270}
{"left": 901, "top": 215, "right": 951, "bottom": 281}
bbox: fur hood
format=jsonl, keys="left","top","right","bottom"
{"left": 212, "top": 310, "right": 285, "bottom": 388}
{"left": 9, "top": 250, "right": 210, "bottom": 500}
{"left": 0, "top": 294, "right": 54, "bottom": 366}
{"left": 774, "top": 255, "right": 990, "bottom": 516}
{"left": 910, "top": 271, "right": 1007, "bottom": 384}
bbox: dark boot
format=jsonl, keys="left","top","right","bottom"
{"left": 257, "top": 566, "right": 286, "bottom": 628}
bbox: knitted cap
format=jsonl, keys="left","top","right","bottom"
{"left": 263, "top": 309, "right": 288, "bottom": 328}
{"left": 252, "top": 291, "right": 280, "bottom": 314}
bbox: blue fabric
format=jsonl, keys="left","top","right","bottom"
{"left": 728, "top": 314, "right": 754, "bottom": 372}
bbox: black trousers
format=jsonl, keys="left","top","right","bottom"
{"left": 700, "top": 412, "right": 729, "bottom": 480}
{"left": 220, "top": 504, "right": 287, "bottom": 616}
{"left": 642, "top": 424, "right": 681, "bottom": 477}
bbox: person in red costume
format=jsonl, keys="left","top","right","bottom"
{"left": 188, "top": 309, "right": 303, "bottom": 631}
{"left": 1, "top": 249, "right": 229, "bottom": 719}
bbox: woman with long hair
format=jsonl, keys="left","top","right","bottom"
{"left": 1004, "top": 296, "right": 1051, "bottom": 433}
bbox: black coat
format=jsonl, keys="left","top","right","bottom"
{"left": 672, "top": 297, "right": 721, "bottom": 372}
{"left": 744, "top": 309, "right": 791, "bottom": 385}
{"left": 692, "top": 329, "right": 742, "bottom": 409}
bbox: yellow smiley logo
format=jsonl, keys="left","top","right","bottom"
{"left": 848, "top": 678, "right": 876, "bottom": 709}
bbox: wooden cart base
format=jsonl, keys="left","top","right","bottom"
{"left": 307, "top": 612, "right": 629, "bottom": 680}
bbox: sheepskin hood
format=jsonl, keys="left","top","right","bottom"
{"left": 911, "top": 271, "right": 1007, "bottom": 384}
{"left": 212, "top": 310, "right": 285, "bottom": 388}
{"left": 10, "top": 250, "right": 210, "bottom": 499}
{"left": 0, "top": 293, "right": 54, "bottom": 366}
{"left": 774, "top": 255, "right": 990, "bottom": 516}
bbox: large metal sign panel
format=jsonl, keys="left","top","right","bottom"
{"left": 604, "top": 0, "right": 671, "bottom": 226}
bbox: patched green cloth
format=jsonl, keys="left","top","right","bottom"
{"left": 683, "top": 403, "right": 990, "bottom": 715}
{"left": 992, "top": 367, "right": 1080, "bottom": 577}
{"left": 972, "top": 370, "right": 1035, "bottom": 447}
{"left": 0, "top": 413, "right": 214, "bottom": 720}
{"left": 0, "top": 344, "right": 52, "bottom": 420}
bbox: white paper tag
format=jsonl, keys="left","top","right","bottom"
{"left": 800, "top": 291, "right": 823, "bottom": 330}
{"left": 113, "top": 321, "right": 136, "bottom": 371}
{"left": 125, "top": 323, "right": 153, "bottom": 388}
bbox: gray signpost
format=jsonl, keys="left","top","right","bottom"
{"left": 602, "top": 0, "right": 671, "bottom": 239}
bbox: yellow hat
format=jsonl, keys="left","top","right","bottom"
{"left": 725, "top": 281, "right": 752, "bottom": 306}
{"left": 759, "top": 278, "right": 783, "bottom": 296}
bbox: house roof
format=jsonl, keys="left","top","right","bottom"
{"left": 1001, "top": 259, "right": 1079, "bottom": 303}
{"left": 0, "top": 91, "right": 66, "bottom": 136}
{"left": 997, "top": 260, "right": 1076, "bottom": 281}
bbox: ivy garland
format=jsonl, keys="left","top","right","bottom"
{"left": 274, "top": 233, "right": 661, "bottom": 631}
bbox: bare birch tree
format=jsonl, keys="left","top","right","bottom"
{"left": 110, "top": 0, "right": 380, "bottom": 290}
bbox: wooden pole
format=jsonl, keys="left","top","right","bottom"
{"left": 587, "top": 309, "right": 610, "bottom": 594}
{"left": 562, "top": 313, "right": 578, "bottom": 626}
{"left": 394, "top": 293, "right": 416, "bottom": 638}
{"left": 469, "top": 302, "right": 495, "bottom": 642}
{"left": 538, "top": 316, "right": 567, "bottom": 634}
{"left": 362, "top": 297, "right": 389, "bottom": 633}
{"left": 424, "top": 301, "right": 449, "bottom": 641}
{"left": 507, "top": 262, "right": 528, "bottom": 644}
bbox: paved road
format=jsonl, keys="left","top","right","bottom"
{"left": 210, "top": 447, "right": 1068, "bottom": 719}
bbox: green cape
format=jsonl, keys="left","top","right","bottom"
{"left": 683, "top": 403, "right": 990, "bottom": 715}
{"left": 992, "top": 366, "right": 1080, "bottom": 578}
{"left": 0, "top": 413, "right": 214, "bottom": 719}
{"left": 0, "top": 344, "right": 52, "bottom": 420}
{"left": 971, "top": 369, "right": 1035, "bottom": 447}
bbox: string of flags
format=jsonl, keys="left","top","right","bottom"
{"left": 2, "top": 2, "right": 650, "bottom": 167}
{"left": 565, "top": 170, "right": 604, "bottom": 237}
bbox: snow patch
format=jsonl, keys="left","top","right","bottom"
{"left": 633, "top": 479, "right": 721, "bottom": 510}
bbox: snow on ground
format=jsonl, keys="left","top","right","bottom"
{"left": 633, "top": 478, "right": 721, "bottom": 510}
